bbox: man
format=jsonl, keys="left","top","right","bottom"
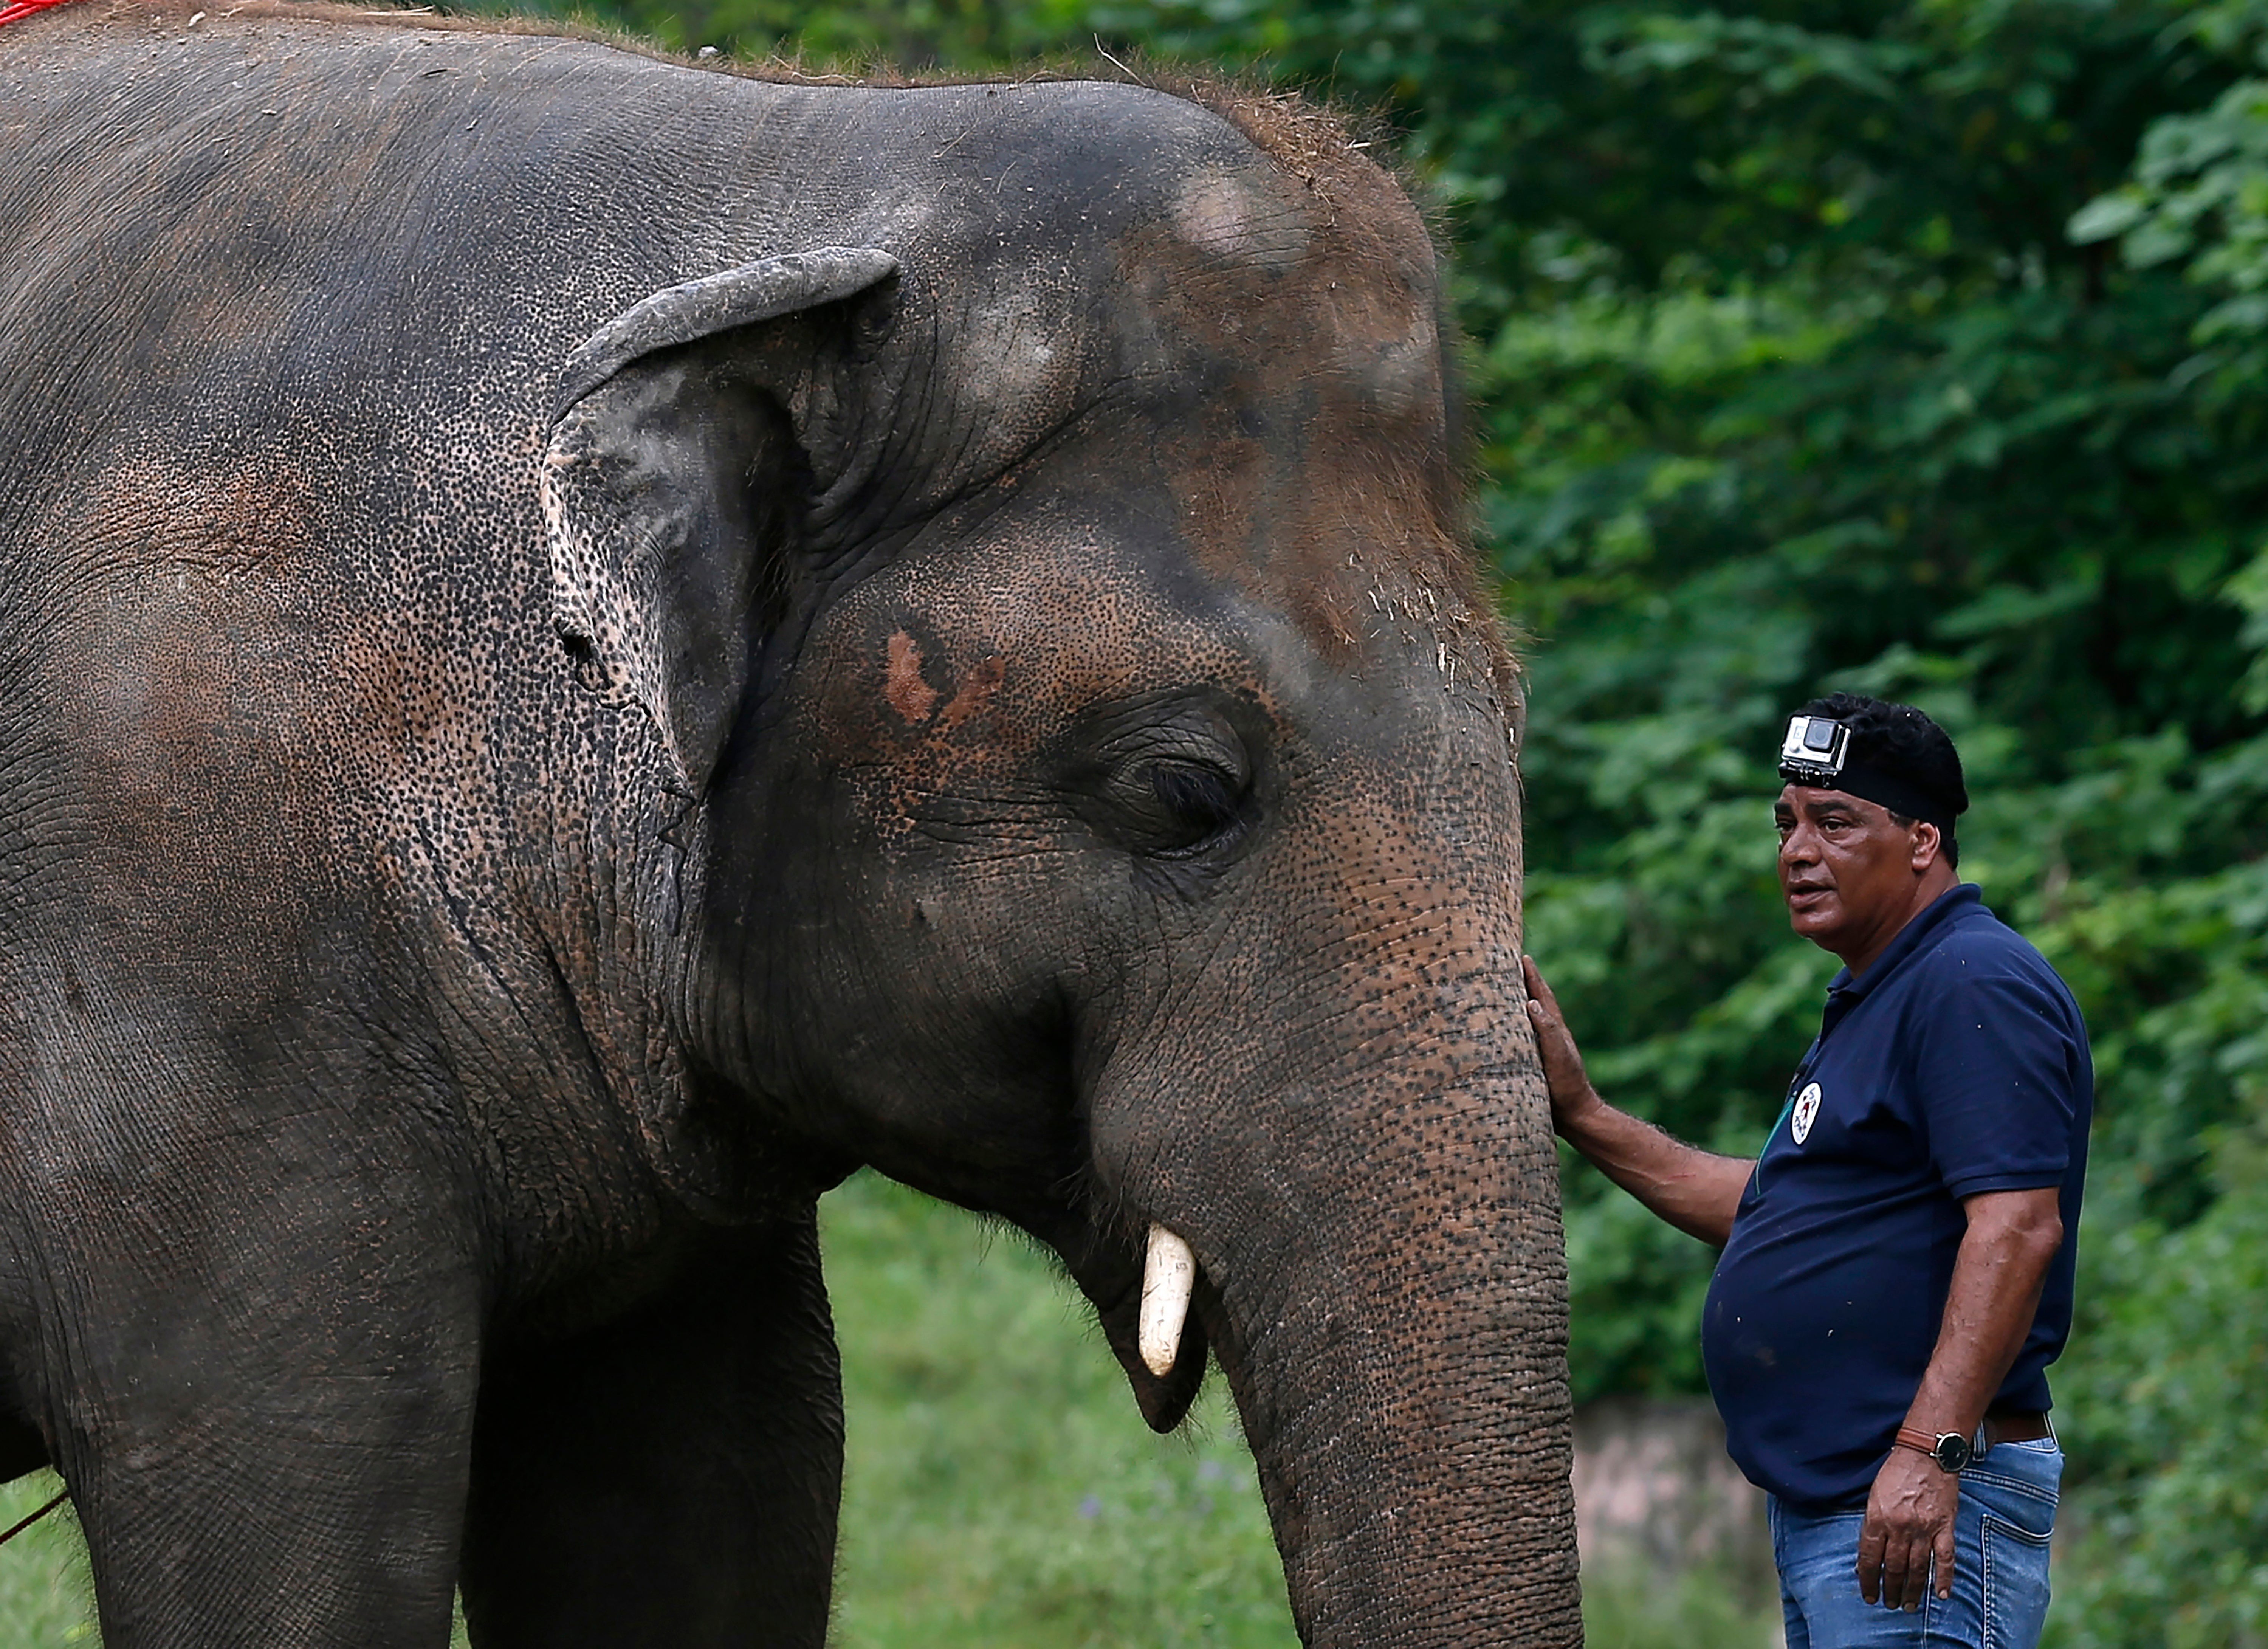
{"left": 1523, "top": 693, "right": 2091, "bottom": 1647}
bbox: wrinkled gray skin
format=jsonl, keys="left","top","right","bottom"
{"left": 0, "top": 4, "right": 1578, "bottom": 1644}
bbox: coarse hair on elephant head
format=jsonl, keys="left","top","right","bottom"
{"left": 537, "top": 85, "right": 1575, "bottom": 1649}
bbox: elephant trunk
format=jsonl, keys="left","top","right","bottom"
{"left": 1105, "top": 1003, "right": 1581, "bottom": 1646}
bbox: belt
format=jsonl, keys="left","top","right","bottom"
{"left": 1981, "top": 1408, "right": 2051, "bottom": 1446}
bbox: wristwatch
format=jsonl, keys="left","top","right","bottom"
{"left": 1895, "top": 1425, "right": 1973, "bottom": 1473}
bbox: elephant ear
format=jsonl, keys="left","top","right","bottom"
{"left": 542, "top": 247, "right": 900, "bottom": 789}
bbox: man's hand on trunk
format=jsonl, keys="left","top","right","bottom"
{"left": 1520, "top": 954, "right": 1751, "bottom": 1247}
{"left": 1520, "top": 954, "right": 1603, "bottom": 1133}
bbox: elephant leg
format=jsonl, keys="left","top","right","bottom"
{"left": 47, "top": 1258, "right": 482, "bottom": 1649}
{"left": 0, "top": 1263, "right": 54, "bottom": 1483}
{"left": 0, "top": 1082, "right": 488, "bottom": 1649}
{"left": 0, "top": 1410, "right": 49, "bottom": 1482}
{"left": 459, "top": 1211, "right": 843, "bottom": 1649}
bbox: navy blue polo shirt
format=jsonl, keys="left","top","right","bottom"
{"left": 1701, "top": 884, "right": 2092, "bottom": 1510}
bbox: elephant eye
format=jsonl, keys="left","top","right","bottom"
{"left": 1129, "top": 759, "right": 1247, "bottom": 857}
{"left": 1150, "top": 762, "right": 1242, "bottom": 845}
{"left": 1063, "top": 694, "right": 1262, "bottom": 865}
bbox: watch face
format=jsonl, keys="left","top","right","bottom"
{"left": 1934, "top": 1434, "right": 1974, "bottom": 1472}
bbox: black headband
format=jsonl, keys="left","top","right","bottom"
{"left": 1790, "top": 761, "right": 1961, "bottom": 831}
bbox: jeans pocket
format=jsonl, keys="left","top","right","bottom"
{"left": 1966, "top": 1442, "right": 2063, "bottom": 1527}
{"left": 1982, "top": 1512, "right": 2053, "bottom": 1649}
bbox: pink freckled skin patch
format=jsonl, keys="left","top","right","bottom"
{"left": 886, "top": 630, "right": 939, "bottom": 724}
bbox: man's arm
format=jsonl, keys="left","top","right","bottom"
{"left": 1856, "top": 1186, "right": 2065, "bottom": 1611}
{"left": 1521, "top": 955, "right": 1751, "bottom": 1248}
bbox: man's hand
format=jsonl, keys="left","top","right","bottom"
{"left": 1519, "top": 954, "right": 1751, "bottom": 1246}
{"left": 1520, "top": 955, "right": 1603, "bottom": 1136}
{"left": 1857, "top": 1444, "right": 1959, "bottom": 1609}
{"left": 1851, "top": 1188, "right": 2062, "bottom": 1609}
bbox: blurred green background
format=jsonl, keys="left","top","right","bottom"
{"left": 8, "top": 0, "right": 2268, "bottom": 1641}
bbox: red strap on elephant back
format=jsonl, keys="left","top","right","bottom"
{"left": 0, "top": 0, "right": 83, "bottom": 25}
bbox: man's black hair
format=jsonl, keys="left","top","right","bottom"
{"left": 1795, "top": 692, "right": 1968, "bottom": 868}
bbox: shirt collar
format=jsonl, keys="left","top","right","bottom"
{"left": 1820, "top": 882, "right": 1983, "bottom": 1020}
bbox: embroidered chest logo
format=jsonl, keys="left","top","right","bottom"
{"left": 1791, "top": 1082, "right": 1823, "bottom": 1145}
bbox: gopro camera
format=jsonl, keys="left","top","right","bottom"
{"left": 1779, "top": 715, "right": 1850, "bottom": 786}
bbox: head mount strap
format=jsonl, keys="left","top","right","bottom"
{"left": 1810, "top": 763, "right": 1959, "bottom": 830}
{"left": 1777, "top": 714, "right": 1960, "bottom": 829}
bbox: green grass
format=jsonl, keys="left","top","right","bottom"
{"left": 0, "top": 1173, "right": 1774, "bottom": 1646}
{"left": 1578, "top": 1558, "right": 1780, "bottom": 1649}
{"left": 823, "top": 1172, "right": 1297, "bottom": 1648}
{"left": 0, "top": 1473, "right": 94, "bottom": 1644}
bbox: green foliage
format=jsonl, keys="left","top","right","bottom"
{"left": 2050, "top": 1122, "right": 2268, "bottom": 1647}
{"left": 2070, "top": 0, "right": 2268, "bottom": 348}
{"left": 474, "top": 0, "right": 1097, "bottom": 67}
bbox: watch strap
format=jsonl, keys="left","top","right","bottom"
{"left": 1894, "top": 1425, "right": 1966, "bottom": 1470}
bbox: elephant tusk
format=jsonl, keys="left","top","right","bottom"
{"left": 1139, "top": 1223, "right": 1197, "bottom": 1378}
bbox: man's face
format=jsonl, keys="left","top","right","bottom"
{"left": 1774, "top": 785, "right": 1933, "bottom": 956}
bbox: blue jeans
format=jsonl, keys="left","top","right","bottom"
{"left": 1770, "top": 1434, "right": 2062, "bottom": 1649}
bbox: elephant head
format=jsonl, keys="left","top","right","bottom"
{"left": 541, "top": 81, "right": 1579, "bottom": 1646}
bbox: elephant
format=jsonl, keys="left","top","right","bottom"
{"left": 0, "top": 2, "right": 1580, "bottom": 1644}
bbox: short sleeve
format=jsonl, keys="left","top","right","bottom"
{"left": 1909, "top": 959, "right": 2082, "bottom": 1199}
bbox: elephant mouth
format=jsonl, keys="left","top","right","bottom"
{"left": 1040, "top": 1213, "right": 1211, "bottom": 1432}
